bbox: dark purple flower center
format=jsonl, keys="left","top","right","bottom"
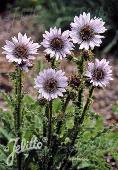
{"left": 80, "top": 25, "right": 94, "bottom": 41}
{"left": 50, "top": 37, "right": 64, "bottom": 51}
{"left": 93, "top": 68, "right": 105, "bottom": 81}
{"left": 43, "top": 78, "right": 58, "bottom": 93}
{"left": 14, "top": 45, "right": 28, "bottom": 59}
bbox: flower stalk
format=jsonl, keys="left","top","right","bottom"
{"left": 71, "top": 86, "right": 94, "bottom": 145}
{"left": 59, "top": 86, "right": 94, "bottom": 170}
{"left": 56, "top": 93, "right": 71, "bottom": 134}
{"left": 48, "top": 100, "right": 52, "bottom": 146}
{"left": 15, "top": 66, "right": 22, "bottom": 170}
{"left": 77, "top": 55, "right": 84, "bottom": 108}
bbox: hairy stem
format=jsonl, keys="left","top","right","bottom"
{"left": 71, "top": 86, "right": 94, "bottom": 145}
{"left": 77, "top": 56, "right": 84, "bottom": 108}
{"left": 60, "top": 86, "right": 94, "bottom": 170}
{"left": 15, "top": 67, "right": 22, "bottom": 170}
{"left": 48, "top": 100, "right": 52, "bottom": 146}
{"left": 43, "top": 105, "right": 48, "bottom": 137}
{"left": 56, "top": 94, "right": 71, "bottom": 134}
{"left": 47, "top": 94, "right": 71, "bottom": 169}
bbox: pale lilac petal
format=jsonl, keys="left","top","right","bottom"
{"left": 2, "top": 33, "right": 40, "bottom": 70}
{"left": 70, "top": 12, "right": 106, "bottom": 50}
{"left": 85, "top": 59, "right": 113, "bottom": 87}
{"left": 41, "top": 27, "right": 74, "bottom": 60}
{"left": 34, "top": 69, "right": 68, "bottom": 100}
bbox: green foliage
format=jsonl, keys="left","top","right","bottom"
{"left": 0, "top": 75, "right": 117, "bottom": 170}
{"left": 71, "top": 114, "right": 118, "bottom": 170}
{"left": 0, "top": 94, "right": 44, "bottom": 170}
{"left": 0, "top": 91, "right": 118, "bottom": 170}
{"left": 21, "top": 95, "right": 44, "bottom": 140}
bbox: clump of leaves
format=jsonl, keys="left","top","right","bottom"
{"left": 0, "top": 94, "right": 118, "bottom": 170}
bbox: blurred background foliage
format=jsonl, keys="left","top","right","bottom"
{"left": 1, "top": 0, "right": 118, "bottom": 55}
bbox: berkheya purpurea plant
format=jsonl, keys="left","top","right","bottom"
{"left": 1, "top": 12, "right": 114, "bottom": 170}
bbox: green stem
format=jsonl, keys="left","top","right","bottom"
{"left": 77, "top": 56, "right": 84, "bottom": 108}
{"left": 48, "top": 100, "right": 52, "bottom": 146}
{"left": 71, "top": 86, "right": 94, "bottom": 145}
{"left": 56, "top": 94, "right": 70, "bottom": 134}
{"left": 46, "top": 94, "right": 70, "bottom": 170}
{"left": 43, "top": 105, "right": 48, "bottom": 137}
{"left": 67, "top": 55, "right": 84, "bottom": 139}
{"left": 46, "top": 101, "right": 53, "bottom": 169}
{"left": 15, "top": 67, "right": 22, "bottom": 170}
{"left": 47, "top": 94, "right": 70, "bottom": 169}
{"left": 81, "top": 86, "right": 94, "bottom": 121}
{"left": 60, "top": 86, "right": 94, "bottom": 170}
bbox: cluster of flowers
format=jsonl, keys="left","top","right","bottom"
{"left": 3, "top": 12, "right": 113, "bottom": 100}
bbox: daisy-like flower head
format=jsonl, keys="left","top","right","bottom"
{"left": 2, "top": 32, "right": 40, "bottom": 64}
{"left": 34, "top": 68, "right": 68, "bottom": 100}
{"left": 85, "top": 59, "right": 113, "bottom": 87}
{"left": 41, "top": 27, "right": 74, "bottom": 60}
{"left": 70, "top": 12, "right": 106, "bottom": 50}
